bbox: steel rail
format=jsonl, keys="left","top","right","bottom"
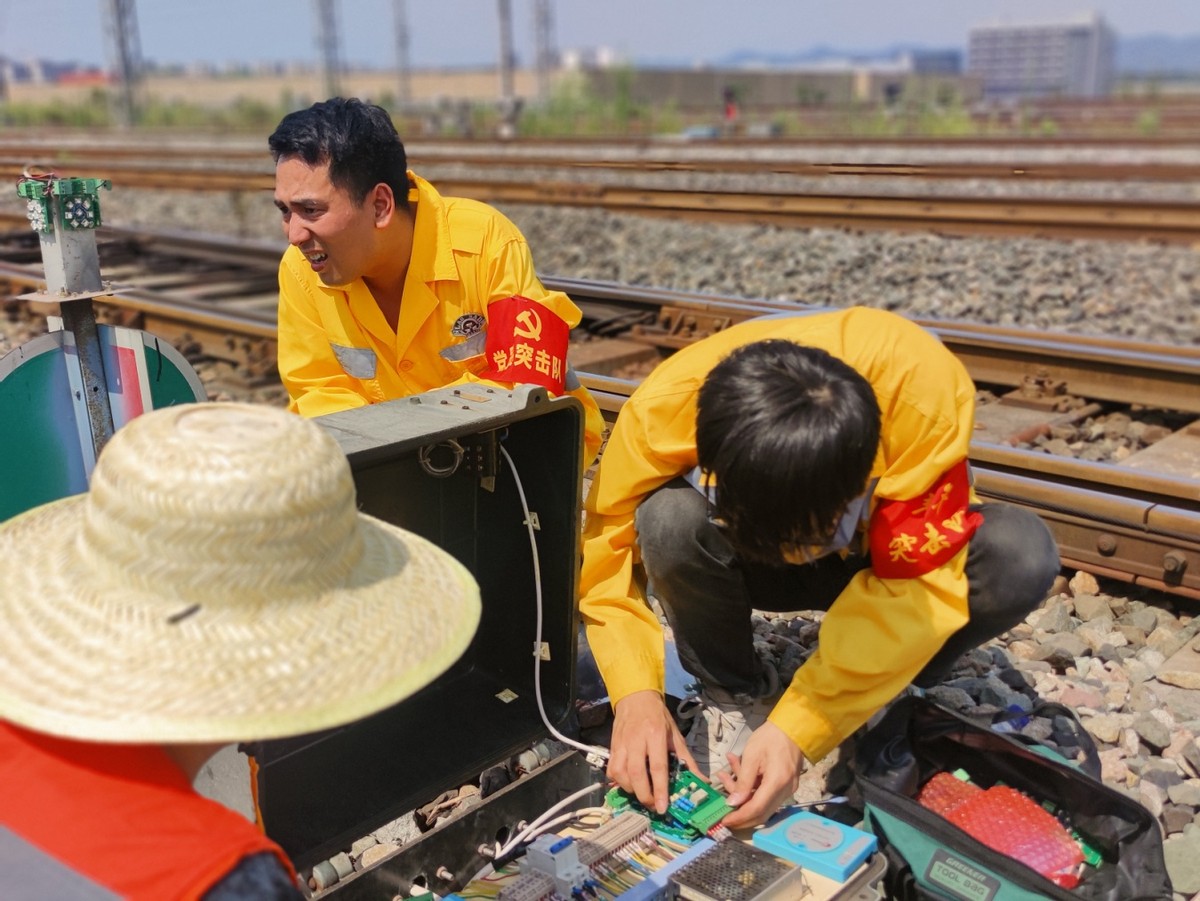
{"left": 553, "top": 272, "right": 1200, "bottom": 362}
{"left": 7, "top": 125, "right": 1200, "bottom": 149}
{"left": 5, "top": 163, "right": 1200, "bottom": 243}
{"left": 579, "top": 374, "right": 1200, "bottom": 599}
{"left": 546, "top": 277, "right": 1200, "bottom": 416}
{"left": 4, "top": 224, "right": 1196, "bottom": 416}
{"left": 5, "top": 225, "right": 1196, "bottom": 418}
{"left": 8, "top": 145, "right": 1200, "bottom": 182}
{"left": 459, "top": 180, "right": 1200, "bottom": 243}
{"left": 2, "top": 224, "right": 1197, "bottom": 594}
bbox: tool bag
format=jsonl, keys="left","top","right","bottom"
{"left": 852, "top": 694, "right": 1171, "bottom": 900}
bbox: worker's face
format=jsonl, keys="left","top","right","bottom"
{"left": 273, "top": 157, "right": 384, "bottom": 287}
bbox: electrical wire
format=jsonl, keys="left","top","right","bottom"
{"left": 456, "top": 446, "right": 618, "bottom": 888}
{"left": 468, "top": 783, "right": 605, "bottom": 883}
{"left": 499, "top": 444, "right": 610, "bottom": 764}
{"left": 495, "top": 782, "right": 604, "bottom": 859}
{"left": 497, "top": 806, "right": 609, "bottom": 852}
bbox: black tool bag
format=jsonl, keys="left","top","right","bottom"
{"left": 852, "top": 694, "right": 1172, "bottom": 900}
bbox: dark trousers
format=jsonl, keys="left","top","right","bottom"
{"left": 635, "top": 478, "right": 1061, "bottom": 697}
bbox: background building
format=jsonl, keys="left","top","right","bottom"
{"left": 968, "top": 12, "right": 1116, "bottom": 99}
{"left": 578, "top": 50, "right": 973, "bottom": 113}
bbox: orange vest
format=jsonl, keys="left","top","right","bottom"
{"left": 0, "top": 722, "right": 296, "bottom": 900}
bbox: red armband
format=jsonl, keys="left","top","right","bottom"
{"left": 480, "top": 295, "right": 569, "bottom": 394}
{"left": 868, "top": 459, "right": 983, "bottom": 579}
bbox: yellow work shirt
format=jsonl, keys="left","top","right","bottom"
{"left": 276, "top": 171, "right": 603, "bottom": 467}
{"left": 580, "top": 307, "right": 978, "bottom": 762}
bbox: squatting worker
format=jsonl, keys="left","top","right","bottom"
{"left": 579, "top": 307, "right": 1060, "bottom": 829}
{"left": 269, "top": 97, "right": 603, "bottom": 468}
{"left": 0, "top": 403, "right": 481, "bottom": 900}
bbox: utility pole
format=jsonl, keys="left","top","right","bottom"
{"left": 393, "top": 0, "right": 411, "bottom": 105}
{"left": 497, "top": 0, "right": 515, "bottom": 104}
{"left": 101, "top": 0, "right": 142, "bottom": 127}
{"left": 496, "top": 0, "right": 518, "bottom": 138}
{"left": 313, "top": 0, "right": 343, "bottom": 99}
{"left": 533, "top": 0, "right": 554, "bottom": 103}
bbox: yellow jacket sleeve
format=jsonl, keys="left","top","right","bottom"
{"left": 580, "top": 382, "right": 703, "bottom": 703}
{"left": 769, "top": 555, "right": 970, "bottom": 762}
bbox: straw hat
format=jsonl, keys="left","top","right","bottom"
{"left": 0, "top": 402, "right": 481, "bottom": 743}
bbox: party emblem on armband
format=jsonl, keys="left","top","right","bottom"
{"left": 480, "top": 296, "right": 569, "bottom": 394}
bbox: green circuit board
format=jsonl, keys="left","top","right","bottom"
{"left": 606, "top": 765, "right": 733, "bottom": 840}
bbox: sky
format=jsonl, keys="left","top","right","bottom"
{"left": 9, "top": 1, "right": 1200, "bottom": 71}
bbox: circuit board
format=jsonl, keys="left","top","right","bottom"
{"left": 605, "top": 763, "right": 734, "bottom": 841}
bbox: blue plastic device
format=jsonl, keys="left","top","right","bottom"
{"left": 752, "top": 811, "right": 877, "bottom": 882}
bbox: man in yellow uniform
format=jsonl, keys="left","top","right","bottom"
{"left": 269, "top": 98, "right": 603, "bottom": 466}
{"left": 580, "top": 307, "right": 1059, "bottom": 829}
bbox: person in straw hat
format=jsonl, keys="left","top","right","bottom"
{"left": 0, "top": 402, "right": 481, "bottom": 900}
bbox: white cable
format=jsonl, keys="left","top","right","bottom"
{"left": 501, "top": 806, "right": 610, "bottom": 854}
{"left": 494, "top": 783, "right": 605, "bottom": 859}
{"left": 506, "top": 782, "right": 599, "bottom": 846}
{"left": 499, "top": 444, "right": 610, "bottom": 763}
{"left": 460, "top": 447, "right": 611, "bottom": 885}
{"left": 470, "top": 785, "right": 604, "bottom": 882}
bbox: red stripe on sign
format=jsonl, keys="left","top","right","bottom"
{"left": 116, "top": 345, "right": 145, "bottom": 419}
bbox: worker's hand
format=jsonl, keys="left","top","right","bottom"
{"left": 608, "top": 690, "right": 702, "bottom": 815}
{"left": 717, "top": 721, "right": 805, "bottom": 829}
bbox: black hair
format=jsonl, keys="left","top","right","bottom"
{"left": 695, "top": 339, "right": 881, "bottom": 565}
{"left": 268, "top": 97, "right": 408, "bottom": 206}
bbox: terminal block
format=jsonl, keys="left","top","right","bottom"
{"left": 495, "top": 870, "right": 555, "bottom": 901}
{"left": 576, "top": 811, "right": 653, "bottom": 865}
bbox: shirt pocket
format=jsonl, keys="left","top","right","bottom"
{"left": 331, "top": 343, "right": 377, "bottom": 380}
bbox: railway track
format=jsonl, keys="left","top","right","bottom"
{"left": 7, "top": 140, "right": 1200, "bottom": 181}
{"left": 1, "top": 224, "right": 1198, "bottom": 598}
{"left": 5, "top": 156, "right": 1200, "bottom": 243}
